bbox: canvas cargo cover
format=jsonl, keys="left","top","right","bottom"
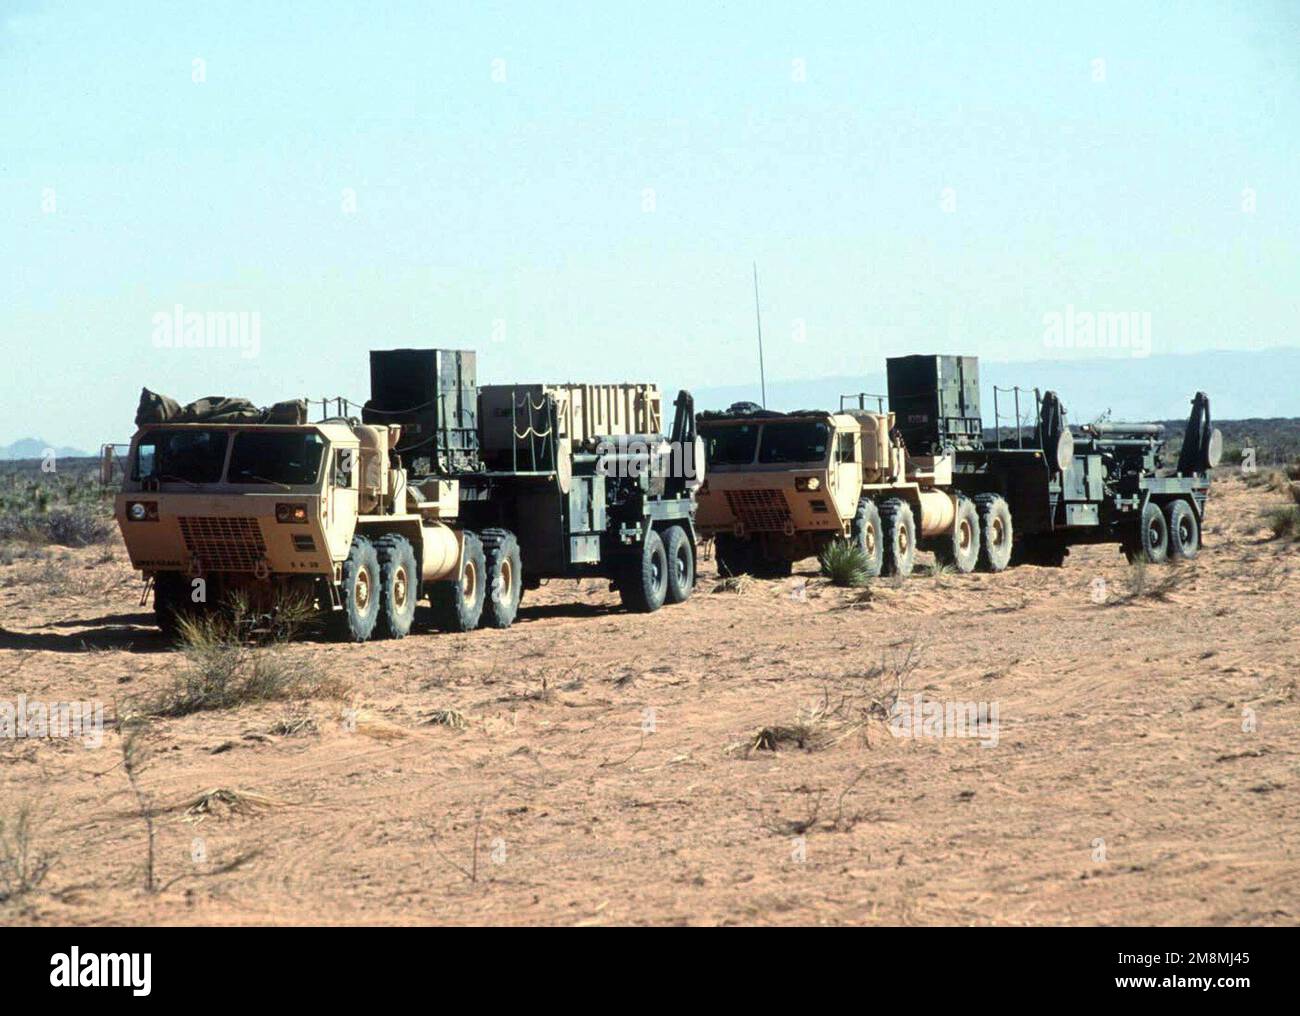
{"left": 134, "top": 388, "right": 307, "bottom": 427}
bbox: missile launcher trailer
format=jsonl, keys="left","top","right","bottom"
{"left": 694, "top": 402, "right": 979, "bottom": 579}
{"left": 113, "top": 349, "right": 702, "bottom": 642}
{"left": 885, "top": 354, "right": 1221, "bottom": 568}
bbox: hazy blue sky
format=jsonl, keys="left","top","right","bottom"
{"left": 3, "top": 1, "right": 1297, "bottom": 448}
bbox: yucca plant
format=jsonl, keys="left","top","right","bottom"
{"left": 819, "top": 539, "right": 872, "bottom": 588}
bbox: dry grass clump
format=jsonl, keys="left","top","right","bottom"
{"left": 424, "top": 708, "right": 468, "bottom": 729}
{"left": 745, "top": 701, "right": 832, "bottom": 754}
{"left": 178, "top": 788, "right": 281, "bottom": 820}
{"left": 1263, "top": 505, "right": 1300, "bottom": 542}
{"left": 0, "top": 802, "right": 55, "bottom": 903}
{"left": 141, "top": 594, "right": 345, "bottom": 718}
{"left": 711, "top": 574, "right": 752, "bottom": 594}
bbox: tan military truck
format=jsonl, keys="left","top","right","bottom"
{"left": 112, "top": 415, "right": 475, "bottom": 641}
{"left": 694, "top": 402, "right": 981, "bottom": 579}
{"left": 110, "top": 349, "right": 702, "bottom": 642}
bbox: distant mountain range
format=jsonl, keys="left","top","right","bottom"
{"left": 694, "top": 348, "right": 1300, "bottom": 424}
{"left": 0, "top": 438, "right": 92, "bottom": 462}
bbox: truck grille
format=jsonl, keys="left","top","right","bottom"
{"left": 724, "top": 489, "right": 792, "bottom": 533}
{"left": 177, "top": 516, "right": 268, "bottom": 572}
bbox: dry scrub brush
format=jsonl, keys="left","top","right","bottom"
{"left": 140, "top": 592, "right": 346, "bottom": 718}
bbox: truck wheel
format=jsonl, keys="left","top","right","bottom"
{"left": 662, "top": 525, "right": 695, "bottom": 604}
{"left": 619, "top": 528, "right": 668, "bottom": 612}
{"left": 714, "top": 534, "right": 753, "bottom": 578}
{"left": 934, "top": 496, "right": 980, "bottom": 573}
{"left": 429, "top": 532, "right": 486, "bottom": 632}
{"left": 850, "top": 499, "right": 885, "bottom": 577}
{"left": 374, "top": 535, "right": 418, "bottom": 639}
{"left": 1164, "top": 500, "right": 1200, "bottom": 560}
{"left": 480, "top": 528, "right": 523, "bottom": 628}
{"left": 879, "top": 498, "right": 916, "bottom": 577}
{"left": 334, "top": 536, "right": 381, "bottom": 642}
{"left": 974, "top": 493, "right": 1013, "bottom": 572}
{"left": 1125, "top": 501, "right": 1169, "bottom": 564}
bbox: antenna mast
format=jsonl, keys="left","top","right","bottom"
{"left": 752, "top": 261, "right": 767, "bottom": 408}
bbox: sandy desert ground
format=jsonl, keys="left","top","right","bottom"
{"left": 1, "top": 474, "right": 1297, "bottom": 926}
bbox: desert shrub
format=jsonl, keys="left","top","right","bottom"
{"left": 819, "top": 539, "right": 872, "bottom": 588}
{"left": 0, "top": 802, "right": 55, "bottom": 903}
{"left": 1264, "top": 505, "right": 1300, "bottom": 542}
{"left": 143, "top": 596, "right": 343, "bottom": 717}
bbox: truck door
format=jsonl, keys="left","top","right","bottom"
{"left": 831, "top": 429, "right": 861, "bottom": 518}
{"left": 327, "top": 444, "right": 360, "bottom": 559}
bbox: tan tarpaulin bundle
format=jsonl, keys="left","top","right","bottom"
{"left": 134, "top": 388, "right": 307, "bottom": 427}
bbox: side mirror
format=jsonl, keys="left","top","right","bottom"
{"left": 99, "top": 444, "right": 117, "bottom": 486}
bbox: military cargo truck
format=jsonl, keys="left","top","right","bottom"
{"left": 694, "top": 402, "right": 980, "bottom": 578}
{"left": 885, "top": 354, "right": 1220, "bottom": 567}
{"left": 112, "top": 349, "right": 702, "bottom": 641}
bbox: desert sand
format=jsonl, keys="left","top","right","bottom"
{"left": 1, "top": 474, "right": 1296, "bottom": 926}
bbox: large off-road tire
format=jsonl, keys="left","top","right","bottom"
{"left": 333, "top": 536, "right": 381, "bottom": 642}
{"left": 662, "top": 525, "right": 695, "bottom": 604}
{"left": 374, "top": 534, "right": 418, "bottom": 639}
{"left": 974, "top": 493, "right": 1013, "bottom": 572}
{"left": 933, "top": 496, "right": 980, "bottom": 573}
{"left": 1124, "top": 501, "right": 1169, "bottom": 564}
{"left": 429, "top": 532, "right": 486, "bottom": 632}
{"left": 714, "top": 533, "right": 753, "bottom": 578}
{"left": 850, "top": 498, "right": 885, "bottom": 578}
{"left": 1164, "top": 499, "right": 1200, "bottom": 560}
{"left": 879, "top": 498, "right": 916, "bottom": 578}
{"left": 618, "top": 528, "right": 668, "bottom": 613}
{"left": 480, "top": 527, "right": 523, "bottom": 629}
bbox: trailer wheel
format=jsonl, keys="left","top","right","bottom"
{"left": 619, "top": 528, "right": 668, "bottom": 612}
{"left": 974, "top": 494, "right": 1013, "bottom": 572}
{"left": 429, "top": 532, "right": 486, "bottom": 632}
{"left": 662, "top": 525, "right": 695, "bottom": 604}
{"left": 1164, "top": 500, "right": 1200, "bottom": 560}
{"left": 1124, "top": 501, "right": 1169, "bottom": 564}
{"left": 933, "top": 496, "right": 980, "bottom": 573}
{"left": 714, "top": 533, "right": 753, "bottom": 578}
{"left": 374, "top": 534, "right": 418, "bottom": 639}
{"left": 879, "top": 498, "right": 916, "bottom": 577}
{"left": 334, "top": 536, "right": 381, "bottom": 642}
{"left": 480, "top": 528, "right": 523, "bottom": 628}
{"left": 850, "top": 499, "right": 885, "bottom": 578}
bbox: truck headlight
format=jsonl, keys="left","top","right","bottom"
{"left": 795, "top": 476, "right": 821, "bottom": 492}
{"left": 275, "top": 503, "right": 309, "bottom": 523}
{"left": 126, "top": 501, "right": 158, "bottom": 521}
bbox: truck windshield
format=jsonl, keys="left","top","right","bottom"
{"left": 227, "top": 431, "right": 326, "bottom": 486}
{"left": 758, "top": 421, "right": 831, "bottom": 464}
{"left": 134, "top": 430, "right": 229, "bottom": 483}
{"left": 702, "top": 423, "right": 759, "bottom": 466}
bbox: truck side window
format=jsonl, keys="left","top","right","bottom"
{"left": 333, "top": 448, "right": 356, "bottom": 488}
{"left": 837, "top": 433, "right": 856, "bottom": 463}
